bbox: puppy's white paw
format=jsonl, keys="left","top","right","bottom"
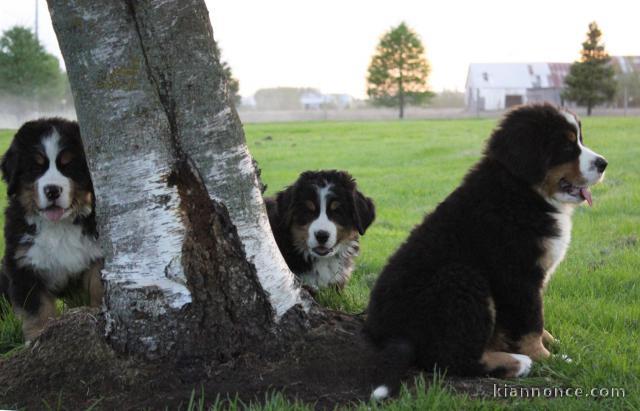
{"left": 371, "top": 385, "right": 390, "bottom": 401}
{"left": 509, "top": 353, "right": 533, "bottom": 377}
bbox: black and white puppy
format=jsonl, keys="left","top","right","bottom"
{"left": 0, "top": 118, "right": 103, "bottom": 341}
{"left": 265, "top": 170, "right": 375, "bottom": 291}
{"left": 365, "top": 104, "right": 607, "bottom": 399}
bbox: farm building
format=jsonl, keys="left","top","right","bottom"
{"left": 465, "top": 63, "right": 570, "bottom": 111}
{"left": 610, "top": 55, "right": 640, "bottom": 74}
{"left": 466, "top": 57, "right": 640, "bottom": 111}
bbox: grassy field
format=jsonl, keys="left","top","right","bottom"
{"left": 1, "top": 116, "right": 639, "bottom": 409}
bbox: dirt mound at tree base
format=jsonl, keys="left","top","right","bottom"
{"left": 0, "top": 308, "right": 499, "bottom": 410}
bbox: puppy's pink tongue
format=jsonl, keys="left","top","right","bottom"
{"left": 580, "top": 188, "right": 593, "bottom": 207}
{"left": 44, "top": 207, "right": 64, "bottom": 221}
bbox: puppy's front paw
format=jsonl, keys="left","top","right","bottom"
{"left": 518, "top": 333, "right": 551, "bottom": 360}
{"left": 542, "top": 329, "right": 557, "bottom": 347}
{"left": 508, "top": 353, "right": 533, "bottom": 377}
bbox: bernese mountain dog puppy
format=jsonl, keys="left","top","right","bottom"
{"left": 365, "top": 104, "right": 607, "bottom": 399}
{"left": 0, "top": 118, "right": 103, "bottom": 342}
{"left": 265, "top": 170, "right": 375, "bottom": 291}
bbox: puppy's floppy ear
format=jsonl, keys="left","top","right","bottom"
{"left": 486, "top": 107, "right": 552, "bottom": 185}
{"left": 275, "top": 184, "right": 296, "bottom": 228}
{"left": 352, "top": 189, "right": 375, "bottom": 235}
{"left": 1, "top": 142, "right": 19, "bottom": 196}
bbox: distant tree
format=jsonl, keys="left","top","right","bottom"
{"left": 222, "top": 61, "right": 241, "bottom": 106}
{"left": 0, "top": 26, "right": 67, "bottom": 102}
{"left": 212, "top": 43, "right": 241, "bottom": 107}
{"left": 562, "top": 22, "right": 616, "bottom": 116}
{"left": 367, "top": 22, "right": 434, "bottom": 119}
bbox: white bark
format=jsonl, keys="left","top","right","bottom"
{"left": 125, "top": 0, "right": 304, "bottom": 316}
{"left": 190, "top": 131, "right": 302, "bottom": 316}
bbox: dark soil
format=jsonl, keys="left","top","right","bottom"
{"left": 0, "top": 308, "right": 501, "bottom": 410}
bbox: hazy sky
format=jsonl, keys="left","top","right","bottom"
{"left": 1, "top": 1, "right": 638, "bottom": 98}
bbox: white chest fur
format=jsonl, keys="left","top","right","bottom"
{"left": 18, "top": 217, "right": 103, "bottom": 291}
{"left": 300, "top": 240, "right": 358, "bottom": 289}
{"left": 540, "top": 205, "right": 574, "bottom": 287}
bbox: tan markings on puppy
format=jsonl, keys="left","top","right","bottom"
{"left": 14, "top": 244, "right": 29, "bottom": 263}
{"left": 485, "top": 296, "right": 512, "bottom": 352}
{"left": 34, "top": 152, "right": 46, "bottom": 165}
{"left": 15, "top": 291, "right": 57, "bottom": 341}
{"left": 542, "top": 329, "right": 556, "bottom": 347}
{"left": 538, "top": 160, "right": 585, "bottom": 198}
{"left": 70, "top": 187, "right": 93, "bottom": 218}
{"left": 487, "top": 296, "right": 496, "bottom": 323}
{"left": 291, "top": 223, "right": 310, "bottom": 253}
{"left": 304, "top": 200, "right": 315, "bottom": 212}
{"left": 59, "top": 149, "right": 75, "bottom": 165}
{"left": 82, "top": 260, "right": 104, "bottom": 307}
{"left": 538, "top": 239, "right": 557, "bottom": 275}
{"left": 17, "top": 183, "right": 38, "bottom": 216}
{"left": 480, "top": 351, "right": 523, "bottom": 377}
{"left": 517, "top": 332, "right": 550, "bottom": 360}
{"left": 335, "top": 222, "right": 359, "bottom": 244}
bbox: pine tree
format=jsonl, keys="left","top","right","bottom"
{"left": 367, "top": 22, "right": 433, "bottom": 119}
{"left": 221, "top": 60, "right": 241, "bottom": 107}
{"left": 0, "top": 26, "right": 67, "bottom": 101}
{"left": 212, "top": 42, "right": 241, "bottom": 107}
{"left": 562, "top": 22, "right": 616, "bottom": 116}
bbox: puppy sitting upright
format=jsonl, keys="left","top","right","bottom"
{"left": 265, "top": 170, "right": 375, "bottom": 291}
{"left": 1, "top": 118, "right": 103, "bottom": 341}
{"left": 365, "top": 105, "right": 607, "bottom": 399}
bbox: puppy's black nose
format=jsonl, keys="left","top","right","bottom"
{"left": 315, "top": 230, "right": 330, "bottom": 244}
{"left": 44, "top": 185, "right": 62, "bottom": 201}
{"left": 594, "top": 157, "right": 608, "bottom": 173}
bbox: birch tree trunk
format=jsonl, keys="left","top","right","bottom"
{"left": 47, "top": 0, "right": 305, "bottom": 359}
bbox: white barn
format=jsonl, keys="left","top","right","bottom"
{"left": 465, "top": 63, "right": 570, "bottom": 111}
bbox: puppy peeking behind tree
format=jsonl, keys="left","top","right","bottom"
{"left": 265, "top": 170, "right": 375, "bottom": 293}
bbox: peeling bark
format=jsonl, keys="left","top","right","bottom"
{"left": 47, "top": 0, "right": 301, "bottom": 359}
{"left": 125, "top": 0, "right": 303, "bottom": 316}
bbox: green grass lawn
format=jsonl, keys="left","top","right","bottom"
{"left": 1, "top": 117, "right": 639, "bottom": 410}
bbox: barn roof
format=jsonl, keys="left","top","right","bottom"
{"left": 467, "top": 56, "right": 640, "bottom": 90}
{"left": 610, "top": 56, "right": 640, "bottom": 74}
{"left": 466, "top": 63, "right": 571, "bottom": 89}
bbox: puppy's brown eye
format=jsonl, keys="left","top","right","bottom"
{"left": 567, "top": 131, "right": 577, "bottom": 143}
{"left": 59, "top": 150, "right": 75, "bottom": 166}
{"left": 35, "top": 153, "right": 46, "bottom": 165}
{"left": 330, "top": 201, "right": 340, "bottom": 211}
{"left": 305, "top": 200, "right": 316, "bottom": 211}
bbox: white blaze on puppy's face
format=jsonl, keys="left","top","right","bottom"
{"left": 307, "top": 184, "right": 338, "bottom": 257}
{"left": 578, "top": 136, "right": 605, "bottom": 186}
{"left": 562, "top": 111, "right": 605, "bottom": 185}
{"left": 37, "top": 130, "right": 72, "bottom": 216}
